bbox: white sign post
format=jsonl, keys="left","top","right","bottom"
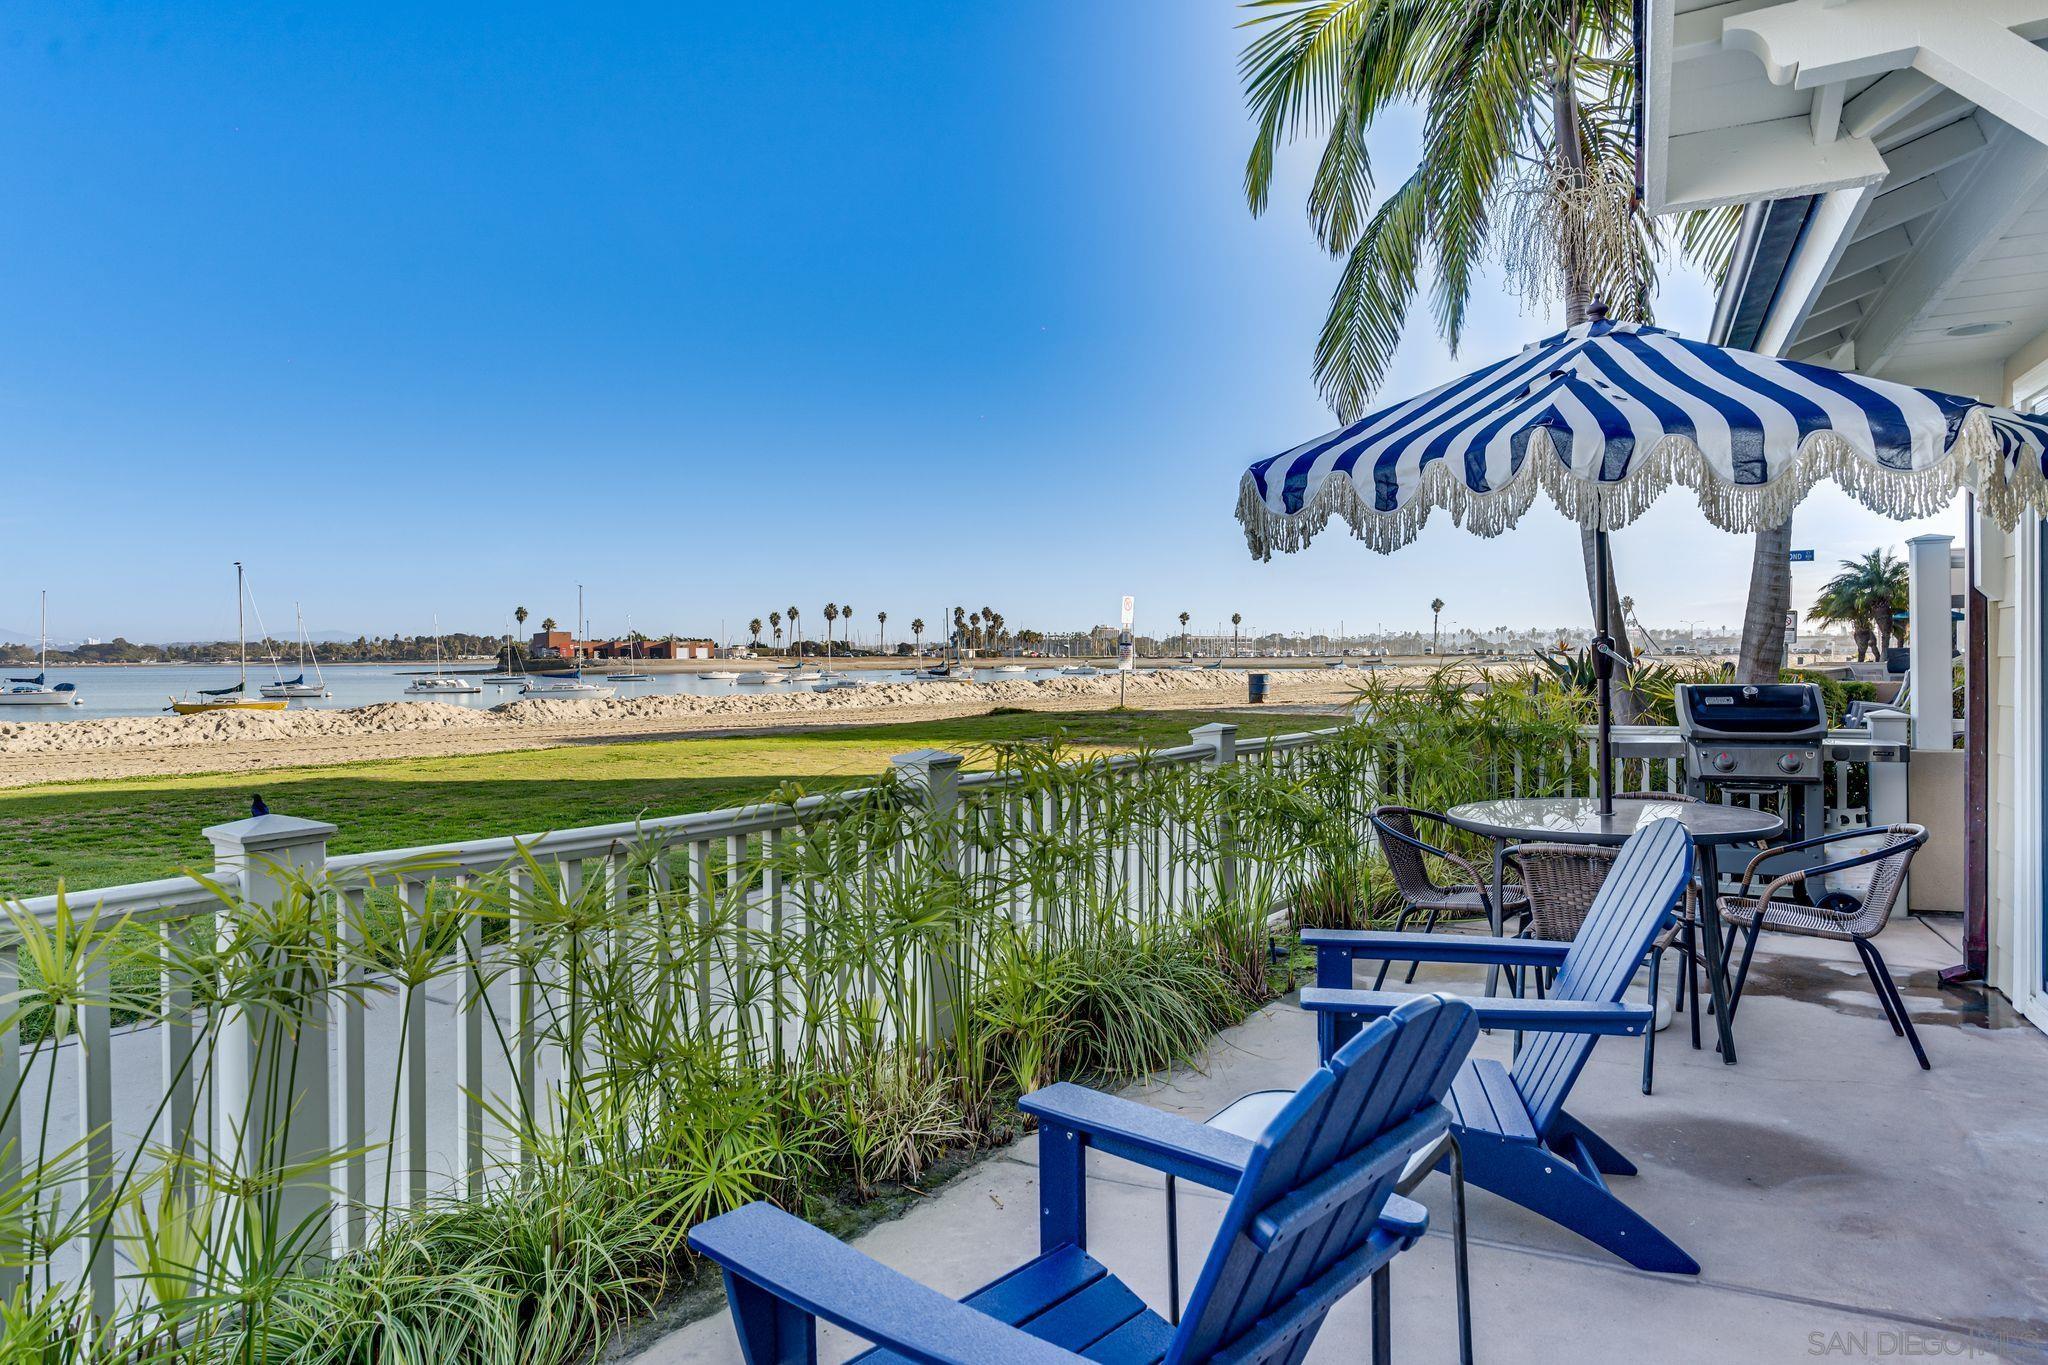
{"left": 1118, "top": 596, "right": 1135, "bottom": 707}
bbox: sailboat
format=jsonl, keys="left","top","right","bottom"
{"left": 481, "top": 623, "right": 526, "bottom": 683}
{"left": 519, "top": 668, "right": 614, "bottom": 699}
{"left": 260, "top": 604, "right": 330, "bottom": 698}
{"left": 406, "top": 616, "right": 482, "bottom": 694}
{"left": 0, "top": 591, "right": 81, "bottom": 707}
{"left": 605, "top": 618, "right": 650, "bottom": 682}
{"left": 169, "top": 564, "right": 289, "bottom": 714}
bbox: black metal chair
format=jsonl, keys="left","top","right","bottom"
{"left": 1369, "top": 805, "right": 1529, "bottom": 987}
{"left": 1718, "top": 824, "right": 1931, "bottom": 1068}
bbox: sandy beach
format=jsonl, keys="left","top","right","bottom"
{"left": 0, "top": 666, "right": 1391, "bottom": 787}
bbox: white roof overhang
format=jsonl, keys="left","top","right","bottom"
{"left": 1648, "top": 0, "right": 2048, "bottom": 395}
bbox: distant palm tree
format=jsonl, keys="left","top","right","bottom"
{"left": 841, "top": 602, "right": 854, "bottom": 652}
{"left": 1178, "top": 610, "right": 1191, "bottom": 656}
{"left": 968, "top": 611, "right": 982, "bottom": 651}
{"left": 823, "top": 604, "right": 839, "bottom": 663}
{"left": 514, "top": 605, "right": 529, "bottom": 634}
{"left": 911, "top": 617, "right": 925, "bottom": 656}
{"left": 788, "top": 605, "right": 801, "bottom": 657}
{"left": 1811, "top": 549, "right": 1909, "bottom": 661}
{"left": 876, "top": 610, "right": 887, "bottom": 654}
{"left": 769, "top": 610, "right": 782, "bottom": 652}
{"left": 540, "top": 616, "right": 557, "bottom": 632}
{"left": 1231, "top": 611, "right": 1242, "bottom": 658}
{"left": 748, "top": 618, "right": 763, "bottom": 647}
{"left": 1430, "top": 598, "right": 1446, "bottom": 654}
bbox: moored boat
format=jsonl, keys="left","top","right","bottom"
{"left": 260, "top": 605, "right": 331, "bottom": 698}
{"left": 405, "top": 615, "right": 481, "bottom": 694}
{"left": 0, "top": 592, "right": 81, "bottom": 707}
{"left": 170, "top": 565, "right": 290, "bottom": 714}
{"left": 520, "top": 670, "right": 615, "bottom": 699}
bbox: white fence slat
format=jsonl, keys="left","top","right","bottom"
{"left": 400, "top": 879, "right": 429, "bottom": 1208}
{"left": 455, "top": 879, "right": 486, "bottom": 1201}
{"left": 336, "top": 887, "right": 368, "bottom": 1251}
{"left": 78, "top": 957, "right": 114, "bottom": 1317}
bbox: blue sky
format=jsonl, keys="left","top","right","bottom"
{"left": 0, "top": 2, "right": 1956, "bottom": 645}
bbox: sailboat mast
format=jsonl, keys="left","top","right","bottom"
{"left": 38, "top": 589, "right": 46, "bottom": 676}
{"left": 236, "top": 562, "right": 247, "bottom": 692}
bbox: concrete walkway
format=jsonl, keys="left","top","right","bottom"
{"left": 641, "top": 917, "right": 2048, "bottom": 1363}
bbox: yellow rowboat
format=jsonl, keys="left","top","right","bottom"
{"left": 168, "top": 696, "right": 288, "bottom": 715}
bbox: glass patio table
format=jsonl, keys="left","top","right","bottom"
{"left": 1442, "top": 796, "right": 1784, "bottom": 1065}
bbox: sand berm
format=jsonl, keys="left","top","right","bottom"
{"left": 0, "top": 667, "right": 1393, "bottom": 787}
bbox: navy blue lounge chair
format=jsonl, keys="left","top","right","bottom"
{"left": 688, "top": 993, "right": 1479, "bottom": 1363}
{"left": 1299, "top": 817, "right": 1699, "bottom": 1275}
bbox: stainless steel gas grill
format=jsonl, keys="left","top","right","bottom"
{"left": 1675, "top": 681, "right": 1828, "bottom": 846}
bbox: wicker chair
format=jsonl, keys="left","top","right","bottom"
{"left": 1369, "top": 805, "right": 1530, "bottom": 988}
{"left": 1719, "top": 824, "right": 1931, "bottom": 1068}
{"left": 1508, "top": 841, "right": 1690, "bottom": 1094}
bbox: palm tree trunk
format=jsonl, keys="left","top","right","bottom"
{"left": 1737, "top": 518, "right": 1793, "bottom": 682}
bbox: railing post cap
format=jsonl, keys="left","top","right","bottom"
{"left": 1189, "top": 722, "right": 1239, "bottom": 736}
{"left": 891, "top": 748, "right": 964, "bottom": 770}
{"left": 203, "top": 813, "right": 338, "bottom": 855}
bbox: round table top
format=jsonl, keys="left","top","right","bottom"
{"left": 1442, "top": 796, "right": 1783, "bottom": 846}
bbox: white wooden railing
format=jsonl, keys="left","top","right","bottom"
{"left": 0, "top": 713, "right": 1912, "bottom": 1319}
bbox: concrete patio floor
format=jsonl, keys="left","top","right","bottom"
{"left": 641, "top": 915, "right": 2048, "bottom": 1363}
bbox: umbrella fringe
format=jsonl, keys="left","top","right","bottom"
{"left": 1239, "top": 406, "right": 2048, "bottom": 559}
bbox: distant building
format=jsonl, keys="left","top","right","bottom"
{"left": 530, "top": 630, "right": 712, "bottom": 661}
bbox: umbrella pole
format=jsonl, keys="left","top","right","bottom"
{"left": 1594, "top": 528, "right": 1615, "bottom": 815}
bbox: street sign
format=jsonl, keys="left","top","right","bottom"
{"left": 1120, "top": 595, "right": 1135, "bottom": 627}
{"left": 1788, "top": 549, "right": 1815, "bottom": 562}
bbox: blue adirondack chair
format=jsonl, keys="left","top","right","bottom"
{"left": 1298, "top": 816, "right": 1698, "bottom": 1275}
{"left": 687, "top": 993, "right": 1478, "bottom": 1364}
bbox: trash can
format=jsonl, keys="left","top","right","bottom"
{"left": 1248, "top": 672, "right": 1268, "bottom": 704}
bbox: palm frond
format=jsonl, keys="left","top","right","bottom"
{"left": 1316, "top": 171, "right": 1429, "bottom": 416}
{"left": 1677, "top": 204, "right": 1744, "bottom": 283}
{"left": 1240, "top": 0, "right": 1383, "bottom": 218}
{"left": 1415, "top": 5, "right": 1537, "bottom": 348}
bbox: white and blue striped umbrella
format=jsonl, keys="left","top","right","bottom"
{"left": 1239, "top": 318, "right": 2048, "bottom": 558}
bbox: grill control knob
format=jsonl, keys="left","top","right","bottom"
{"left": 1778, "top": 752, "right": 1805, "bottom": 775}
{"left": 1712, "top": 751, "right": 1737, "bottom": 773}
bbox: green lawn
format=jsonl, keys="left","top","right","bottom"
{"left": 0, "top": 708, "right": 1312, "bottom": 893}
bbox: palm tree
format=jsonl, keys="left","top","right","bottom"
{"left": 841, "top": 602, "right": 854, "bottom": 652}
{"left": 1241, "top": 2, "right": 1736, "bottom": 711}
{"left": 540, "top": 616, "right": 557, "bottom": 632}
{"left": 1430, "top": 598, "right": 1445, "bottom": 654}
{"left": 787, "top": 605, "right": 800, "bottom": 657}
{"left": 1231, "top": 611, "right": 1243, "bottom": 657}
{"left": 1178, "top": 610, "right": 1192, "bottom": 657}
{"left": 1808, "top": 578, "right": 1875, "bottom": 663}
{"left": 769, "top": 610, "right": 782, "bottom": 653}
{"left": 968, "top": 611, "right": 982, "bottom": 652}
{"left": 911, "top": 617, "right": 925, "bottom": 657}
{"left": 514, "top": 605, "right": 528, "bottom": 636}
{"left": 1811, "top": 550, "right": 1909, "bottom": 662}
{"left": 876, "top": 610, "right": 887, "bottom": 655}
{"left": 823, "top": 604, "right": 839, "bottom": 664}
{"left": 748, "top": 618, "right": 763, "bottom": 647}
